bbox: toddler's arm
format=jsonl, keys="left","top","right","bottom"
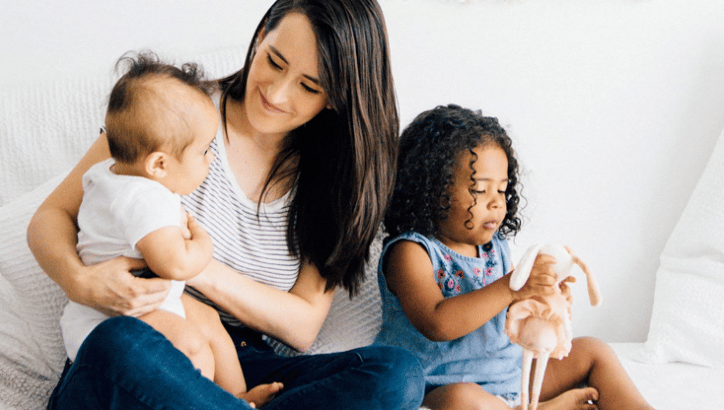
{"left": 136, "top": 214, "right": 213, "bottom": 281}
{"left": 384, "top": 240, "right": 558, "bottom": 342}
{"left": 385, "top": 241, "right": 515, "bottom": 341}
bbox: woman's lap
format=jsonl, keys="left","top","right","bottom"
{"left": 48, "top": 316, "right": 249, "bottom": 410}
{"left": 49, "top": 316, "right": 423, "bottom": 410}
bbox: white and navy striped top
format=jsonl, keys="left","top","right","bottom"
{"left": 181, "top": 118, "right": 300, "bottom": 328}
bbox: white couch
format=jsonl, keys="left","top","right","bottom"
{"left": 2, "top": 45, "right": 723, "bottom": 410}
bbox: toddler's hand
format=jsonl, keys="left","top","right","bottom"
{"left": 559, "top": 275, "right": 576, "bottom": 305}
{"left": 511, "top": 253, "right": 557, "bottom": 301}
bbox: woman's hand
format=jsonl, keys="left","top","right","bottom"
{"left": 71, "top": 256, "right": 171, "bottom": 317}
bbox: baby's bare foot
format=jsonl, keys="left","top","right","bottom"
{"left": 534, "top": 387, "right": 599, "bottom": 410}
{"left": 237, "top": 382, "right": 284, "bottom": 408}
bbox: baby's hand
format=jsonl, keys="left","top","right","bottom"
{"left": 511, "top": 253, "right": 557, "bottom": 301}
{"left": 180, "top": 205, "right": 192, "bottom": 239}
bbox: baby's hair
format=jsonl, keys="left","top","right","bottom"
{"left": 105, "top": 51, "right": 217, "bottom": 163}
{"left": 385, "top": 104, "right": 522, "bottom": 240}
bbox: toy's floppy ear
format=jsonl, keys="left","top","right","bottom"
{"left": 509, "top": 244, "right": 544, "bottom": 291}
{"left": 570, "top": 253, "right": 603, "bottom": 307}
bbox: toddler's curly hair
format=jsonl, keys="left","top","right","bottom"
{"left": 385, "top": 104, "right": 523, "bottom": 240}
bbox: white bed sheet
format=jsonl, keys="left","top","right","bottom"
{"left": 610, "top": 343, "right": 721, "bottom": 409}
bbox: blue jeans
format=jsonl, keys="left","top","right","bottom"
{"left": 48, "top": 316, "right": 424, "bottom": 410}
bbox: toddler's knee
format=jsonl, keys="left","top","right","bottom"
{"left": 572, "top": 336, "right": 616, "bottom": 363}
{"left": 429, "top": 383, "right": 489, "bottom": 410}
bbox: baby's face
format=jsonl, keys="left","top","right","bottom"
{"left": 164, "top": 95, "right": 219, "bottom": 196}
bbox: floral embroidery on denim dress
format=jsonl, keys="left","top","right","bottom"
{"left": 435, "top": 242, "right": 499, "bottom": 296}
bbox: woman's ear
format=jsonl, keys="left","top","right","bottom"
{"left": 144, "top": 151, "right": 168, "bottom": 178}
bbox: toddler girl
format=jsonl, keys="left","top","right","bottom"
{"left": 374, "top": 104, "right": 654, "bottom": 410}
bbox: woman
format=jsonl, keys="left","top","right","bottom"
{"left": 28, "top": 1, "right": 424, "bottom": 409}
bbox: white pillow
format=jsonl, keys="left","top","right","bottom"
{"left": 639, "top": 128, "right": 724, "bottom": 368}
{"left": 0, "top": 173, "right": 69, "bottom": 410}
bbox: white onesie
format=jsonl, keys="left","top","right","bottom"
{"left": 61, "top": 158, "right": 187, "bottom": 361}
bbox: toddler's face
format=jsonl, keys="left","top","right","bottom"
{"left": 436, "top": 144, "right": 508, "bottom": 257}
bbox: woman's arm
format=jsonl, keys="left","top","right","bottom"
{"left": 26, "top": 133, "right": 171, "bottom": 317}
{"left": 383, "top": 240, "right": 556, "bottom": 342}
{"left": 187, "top": 259, "right": 335, "bottom": 352}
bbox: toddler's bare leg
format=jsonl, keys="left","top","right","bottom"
{"left": 139, "top": 308, "right": 214, "bottom": 380}
{"left": 541, "top": 337, "right": 654, "bottom": 410}
{"left": 423, "top": 382, "right": 513, "bottom": 410}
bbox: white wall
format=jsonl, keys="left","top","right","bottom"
{"left": 3, "top": 0, "right": 724, "bottom": 343}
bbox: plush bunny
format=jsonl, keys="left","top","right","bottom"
{"left": 505, "top": 244, "right": 602, "bottom": 410}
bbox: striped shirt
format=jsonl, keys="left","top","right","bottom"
{"left": 181, "top": 122, "right": 300, "bottom": 327}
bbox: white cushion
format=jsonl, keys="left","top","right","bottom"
{"left": 0, "top": 173, "right": 68, "bottom": 410}
{"left": 639, "top": 127, "right": 724, "bottom": 368}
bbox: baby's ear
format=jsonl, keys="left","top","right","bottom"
{"left": 145, "top": 151, "right": 168, "bottom": 178}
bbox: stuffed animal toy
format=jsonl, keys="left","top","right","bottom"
{"left": 506, "top": 244, "right": 602, "bottom": 410}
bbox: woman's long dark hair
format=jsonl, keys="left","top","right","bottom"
{"left": 218, "top": 0, "right": 398, "bottom": 296}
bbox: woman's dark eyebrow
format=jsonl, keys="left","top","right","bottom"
{"left": 269, "top": 46, "right": 321, "bottom": 85}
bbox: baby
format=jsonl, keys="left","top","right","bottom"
{"left": 60, "top": 52, "right": 281, "bottom": 407}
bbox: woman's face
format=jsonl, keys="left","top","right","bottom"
{"left": 244, "top": 12, "right": 329, "bottom": 138}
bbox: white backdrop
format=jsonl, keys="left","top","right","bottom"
{"left": 2, "top": 0, "right": 724, "bottom": 343}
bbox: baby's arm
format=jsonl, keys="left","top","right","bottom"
{"left": 136, "top": 214, "right": 213, "bottom": 281}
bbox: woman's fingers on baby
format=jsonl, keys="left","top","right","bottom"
{"left": 121, "top": 280, "right": 171, "bottom": 317}
{"left": 96, "top": 257, "right": 171, "bottom": 317}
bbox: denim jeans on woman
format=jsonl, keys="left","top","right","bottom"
{"left": 48, "top": 316, "right": 424, "bottom": 410}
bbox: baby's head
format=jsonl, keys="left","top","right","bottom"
{"left": 105, "top": 52, "right": 219, "bottom": 194}
{"left": 386, "top": 104, "right": 522, "bottom": 243}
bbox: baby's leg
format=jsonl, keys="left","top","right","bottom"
{"left": 182, "top": 295, "right": 284, "bottom": 407}
{"left": 541, "top": 337, "right": 654, "bottom": 410}
{"left": 138, "top": 307, "right": 215, "bottom": 380}
{"left": 180, "top": 294, "right": 246, "bottom": 396}
{"left": 423, "top": 383, "right": 512, "bottom": 410}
